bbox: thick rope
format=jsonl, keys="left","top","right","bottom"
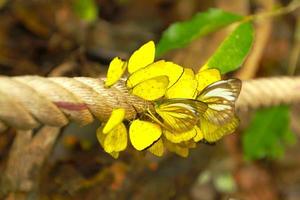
{"left": 0, "top": 76, "right": 149, "bottom": 130}
{"left": 236, "top": 76, "right": 300, "bottom": 111}
{"left": 0, "top": 76, "right": 300, "bottom": 131}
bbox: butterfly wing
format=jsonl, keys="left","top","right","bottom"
{"left": 197, "top": 79, "right": 241, "bottom": 142}
{"left": 128, "top": 41, "right": 155, "bottom": 74}
{"left": 197, "top": 79, "right": 241, "bottom": 125}
{"left": 200, "top": 115, "right": 239, "bottom": 143}
{"left": 131, "top": 75, "right": 169, "bottom": 101}
{"left": 148, "top": 99, "right": 207, "bottom": 133}
{"left": 105, "top": 57, "right": 127, "bottom": 87}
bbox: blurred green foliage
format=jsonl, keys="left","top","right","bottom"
{"left": 156, "top": 8, "right": 242, "bottom": 57}
{"left": 205, "top": 22, "right": 254, "bottom": 74}
{"left": 73, "top": 0, "right": 98, "bottom": 22}
{"left": 242, "top": 106, "right": 296, "bottom": 160}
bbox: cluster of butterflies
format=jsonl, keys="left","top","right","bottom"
{"left": 104, "top": 40, "right": 242, "bottom": 156}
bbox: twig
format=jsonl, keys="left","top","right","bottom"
{"left": 288, "top": 16, "right": 300, "bottom": 75}
{"left": 236, "top": 0, "right": 273, "bottom": 79}
{"left": 247, "top": 0, "right": 300, "bottom": 21}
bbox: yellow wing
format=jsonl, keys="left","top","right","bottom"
{"left": 103, "top": 108, "right": 125, "bottom": 134}
{"left": 163, "top": 127, "right": 197, "bottom": 143}
{"left": 195, "top": 68, "right": 221, "bottom": 92}
{"left": 163, "top": 137, "right": 189, "bottom": 157}
{"left": 128, "top": 41, "right": 155, "bottom": 74}
{"left": 105, "top": 57, "right": 127, "bottom": 87}
{"left": 127, "top": 60, "right": 184, "bottom": 89}
{"left": 165, "top": 68, "right": 198, "bottom": 99}
{"left": 147, "top": 138, "right": 164, "bottom": 157}
{"left": 131, "top": 75, "right": 169, "bottom": 101}
{"left": 97, "top": 122, "right": 128, "bottom": 153}
{"left": 199, "top": 115, "right": 239, "bottom": 143}
{"left": 147, "top": 98, "right": 207, "bottom": 133}
{"left": 129, "top": 119, "right": 162, "bottom": 150}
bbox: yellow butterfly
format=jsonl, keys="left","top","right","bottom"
{"left": 147, "top": 98, "right": 208, "bottom": 133}
{"left": 147, "top": 79, "right": 241, "bottom": 142}
{"left": 104, "top": 41, "right": 155, "bottom": 87}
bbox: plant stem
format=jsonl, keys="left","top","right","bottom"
{"left": 245, "top": 0, "right": 300, "bottom": 21}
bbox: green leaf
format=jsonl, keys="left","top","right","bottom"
{"left": 205, "top": 22, "right": 254, "bottom": 74}
{"left": 156, "top": 8, "right": 243, "bottom": 57}
{"left": 242, "top": 106, "right": 296, "bottom": 161}
{"left": 73, "top": 0, "right": 98, "bottom": 22}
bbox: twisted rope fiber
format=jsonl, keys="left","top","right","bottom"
{"left": 0, "top": 76, "right": 300, "bottom": 131}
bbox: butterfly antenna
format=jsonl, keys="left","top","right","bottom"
{"left": 132, "top": 105, "right": 140, "bottom": 119}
